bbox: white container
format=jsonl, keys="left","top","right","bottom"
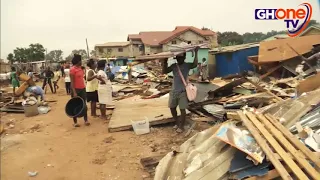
{"left": 131, "top": 117, "right": 150, "bottom": 135}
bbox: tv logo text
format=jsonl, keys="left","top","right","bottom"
{"left": 254, "top": 3, "right": 313, "bottom": 37}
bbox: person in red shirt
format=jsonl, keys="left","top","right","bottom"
{"left": 70, "top": 54, "right": 90, "bottom": 127}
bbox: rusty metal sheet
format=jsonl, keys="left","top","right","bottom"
{"left": 258, "top": 35, "right": 320, "bottom": 63}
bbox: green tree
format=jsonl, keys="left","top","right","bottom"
{"left": 65, "top": 49, "right": 88, "bottom": 61}
{"left": 46, "top": 50, "right": 63, "bottom": 62}
{"left": 217, "top": 31, "right": 243, "bottom": 46}
{"left": 10, "top": 43, "right": 46, "bottom": 63}
{"left": 13, "top": 48, "right": 28, "bottom": 63}
{"left": 7, "top": 53, "right": 14, "bottom": 64}
{"left": 27, "top": 43, "right": 46, "bottom": 61}
{"left": 307, "top": 19, "right": 319, "bottom": 28}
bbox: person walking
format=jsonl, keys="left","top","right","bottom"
{"left": 53, "top": 68, "right": 61, "bottom": 93}
{"left": 70, "top": 54, "right": 90, "bottom": 127}
{"left": 10, "top": 67, "right": 20, "bottom": 95}
{"left": 162, "top": 47, "right": 199, "bottom": 133}
{"left": 96, "top": 60, "right": 113, "bottom": 120}
{"left": 86, "top": 59, "right": 99, "bottom": 117}
{"left": 42, "top": 67, "right": 54, "bottom": 93}
{"left": 64, "top": 64, "right": 71, "bottom": 94}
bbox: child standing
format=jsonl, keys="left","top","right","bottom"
{"left": 64, "top": 64, "right": 71, "bottom": 94}
{"left": 10, "top": 67, "right": 20, "bottom": 95}
{"left": 53, "top": 68, "right": 61, "bottom": 93}
{"left": 96, "top": 60, "right": 113, "bottom": 120}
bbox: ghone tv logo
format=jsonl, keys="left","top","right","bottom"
{"left": 255, "top": 3, "right": 313, "bottom": 37}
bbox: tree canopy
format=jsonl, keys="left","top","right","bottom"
{"left": 8, "top": 43, "right": 46, "bottom": 63}
{"left": 65, "top": 49, "right": 88, "bottom": 61}
{"left": 46, "top": 50, "right": 63, "bottom": 62}
{"left": 217, "top": 19, "right": 319, "bottom": 47}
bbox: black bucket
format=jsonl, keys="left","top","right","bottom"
{"left": 65, "top": 97, "right": 86, "bottom": 118}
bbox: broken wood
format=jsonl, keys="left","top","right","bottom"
{"left": 226, "top": 112, "right": 241, "bottom": 120}
{"left": 265, "top": 113, "right": 320, "bottom": 169}
{"left": 140, "top": 155, "right": 165, "bottom": 174}
{"left": 297, "top": 72, "right": 320, "bottom": 96}
{"left": 246, "top": 78, "right": 283, "bottom": 102}
{"left": 237, "top": 111, "right": 291, "bottom": 180}
{"left": 246, "top": 112, "right": 308, "bottom": 180}
{"left": 259, "top": 64, "right": 282, "bottom": 80}
{"left": 245, "top": 167, "right": 292, "bottom": 180}
{"left": 257, "top": 113, "right": 320, "bottom": 179}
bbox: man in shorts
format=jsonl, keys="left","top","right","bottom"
{"left": 162, "top": 47, "right": 199, "bottom": 133}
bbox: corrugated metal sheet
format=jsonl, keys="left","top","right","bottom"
{"left": 154, "top": 125, "right": 236, "bottom": 180}
{"left": 209, "top": 43, "right": 259, "bottom": 54}
{"left": 215, "top": 47, "right": 258, "bottom": 77}
{"left": 258, "top": 35, "right": 320, "bottom": 63}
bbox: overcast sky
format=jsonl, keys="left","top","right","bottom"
{"left": 1, "top": 0, "right": 320, "bottom": 59}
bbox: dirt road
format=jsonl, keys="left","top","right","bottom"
{"left": 0, "top": 85, "right": 195, "bottom": 180}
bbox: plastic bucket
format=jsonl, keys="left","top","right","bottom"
{"left": 131, "top": 117, "right": 150, "bottom": 135}
{"left": 65, "top": 97, "right": 86, "bottom": 118}
{"left": 23, "top": 104, "right": 39, "bottom": 117}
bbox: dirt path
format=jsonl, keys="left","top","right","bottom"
{"left": 0, "top": 83, "right": 200, "bottom": 180}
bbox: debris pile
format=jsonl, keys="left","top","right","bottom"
{"left": 0, "top": 73, "right": 50, "bottom": 117}
{"left": 150, "top": 36, "right": 320, "bottom": 179}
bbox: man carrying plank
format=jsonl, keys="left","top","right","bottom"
{"left": 162, "top": 47, "right": 199, "bottom": 133}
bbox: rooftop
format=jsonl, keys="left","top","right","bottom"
{"left": 95, "top": 42, "right": 131, "bottom": 47}
{"left": 209, "top": 43, "right": 259, "bottom": 54}
{"left": 262, "top": 34, "right": 289, "bottom": 42}
{"left": 127, "top": 26, "right": 215, "bottom": 46}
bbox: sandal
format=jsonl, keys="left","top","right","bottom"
{"left": 73, "top": 123, "right": 80, "bottom": 127}
{"left": 85, "top": 122, "right": 91, "bottom": 126}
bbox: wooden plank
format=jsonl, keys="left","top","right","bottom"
{"left": 297, "top": 72, "right": 320, "bottom": 96}
{"left": 140, "top": 154, "right": 165, "bottom": 173}
{"left": 245, "top": 112, "right": 308, "bottom": 180}
{"left": 245, "top": 167, "right": 292, "bottom": 180}
{"left": 273, "top": 152, "right": 320, "bottom": 161}
{"left": 108, "top": 96, "right": 178, "bottom": 132}
{"left": 226, "top": 112, "right": 241, "bottom": 120}
{"left": 265, "top": 113, "right": 320, "bottom": 169}
{"left": 257, "top": 114, "right": 320, "bottom": 179}
{"left": 259, "top": 64, "right": 283, "bottom": 80}
{"left": 237, "top": 111, "right": 292, "bottom": 180}
{"left": 246, "top": 78, "right": 283, "bottom": 102}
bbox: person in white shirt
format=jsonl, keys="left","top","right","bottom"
{"left": 96, "top": 60, "right": 113, "bottom": 119}
{"left": 64, "top": 64, "right": 71, "bottom": 94}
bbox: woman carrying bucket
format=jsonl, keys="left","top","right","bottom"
{"left": 70, "top": 54, "right": 90, "bottom": 127}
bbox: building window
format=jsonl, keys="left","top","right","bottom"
{"left": 199, "top": 40, "right": 203, "bottom": 44}
{"left": 99, "top": 48, "right": 103, "bottom": 53}
{"left": 172, "top": 40, "right": 177, "bottom": 44}
{"left": 107, "top": 49, "right": 112, "bottom": 53}
{"left": 118, "top": 48, "right": 123, "bottom": 52}
{"left": 188, "top": 41, "right": 192, "bottom": 44}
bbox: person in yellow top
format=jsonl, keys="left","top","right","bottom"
{"left": 86, "top": 59, "right": 99, "bottom": 117}
{"left": 53, "top": 68, "right": 61, "bottom": 93}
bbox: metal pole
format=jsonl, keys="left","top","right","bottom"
{"left": 86, "top": 38, "right": 90, "bottom": 58}
{"left": 45, "top": 48, "right": 48, "bottom": 67}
